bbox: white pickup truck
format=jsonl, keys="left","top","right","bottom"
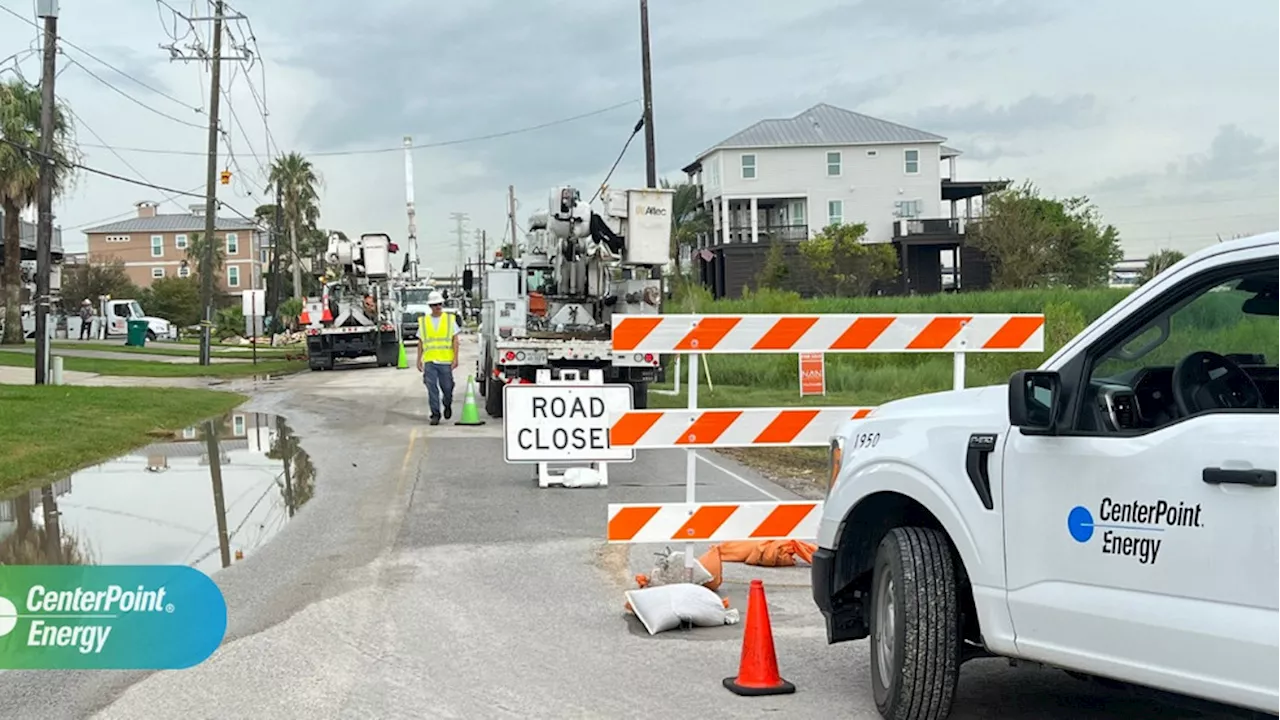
{"left": 813, "top": 231, "right": 1278, "bottom": 719}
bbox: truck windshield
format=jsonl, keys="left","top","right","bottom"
{"left": 128, "top": 301, "right": 145, "bottom": 318}
{"left": 400, "top": 289, "right": 434, "bottom": 305}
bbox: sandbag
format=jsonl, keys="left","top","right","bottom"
{"left": 624, "top": 583, "right": 740, "bottom": 635}
{"left": 698, "top": 540, "right": 818, "bottom": 591}
{"left": 635, "top": 549, "right": 713, "bottom": 589}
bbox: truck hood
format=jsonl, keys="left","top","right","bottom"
{"left": 833, "top": 384, "right": 1009, "bottom": 440}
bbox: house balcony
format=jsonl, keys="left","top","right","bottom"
{"left": 722, "top": 223, "right": 809, "bottom": 245}
{"left": 893, "top": 217, "right": 970, "bottom": 238}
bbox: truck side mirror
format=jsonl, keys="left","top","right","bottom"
{"left": 1008, "top": 370, "right": 1061, "bottom": 435}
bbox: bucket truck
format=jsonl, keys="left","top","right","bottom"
{"left": 476, "top": 185, "right": 672, "bottom": 417}
{"left": 303, "top": 232, "right": 402, "bottom": 371}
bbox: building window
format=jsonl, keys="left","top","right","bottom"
{"left": 233, "top": 415, "right": 246, "bottom": 437}
{"left": 826, "top": 151, "right": 842, "bottom": 177}
{"left": 175, "top": 234, "right": 188, "bottom": 249}
{"left": 226, "top": 233, "right": 239, "bottom": 255}
{"left": 740, "top": 154, "right": 756, "bottom": 179}
{"left": 104, "top": 234, "right": 130, "bottom": 243}
{"left": 151, "top": 267, "right": 165, "bottom": 279}
{"left": 903, "top": 149, "right": 920, "bottom": 175}
{"left": 866, "top": 149, "right": 879, "bottom": 157}
{"left": 788, "top": 200, "right": 806, "bottom": 225}
{"left": 227, "top": 266, "right": 240, "bottom": 287}
{"left": 827, "top": 200, "right": 843, "bottom": 226}
{"left": 150, "top": 235, "right": 163, "bottom": 257}
{"left": 894, "top": 200, "right": 923, "bottom": 218}
{"left": 178, "top": 265, "right": 190, "bottom": 278}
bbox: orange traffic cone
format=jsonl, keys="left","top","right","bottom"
{"left": 723, "top": 579, "right": 795, "bottom": 696}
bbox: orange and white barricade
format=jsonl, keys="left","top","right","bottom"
{"left": 605, "top": 313, "right": 1045, "bottom": 561}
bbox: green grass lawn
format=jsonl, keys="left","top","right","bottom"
{"left": 0, "top": 385, "right": 247, "bottom": 493}
{"left": 0, "top": 351, "right": 308, "bottom": 378}
{"left": 51, "top": 341, "right": 298, "bottom": 360}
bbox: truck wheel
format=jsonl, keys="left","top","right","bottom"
{"left": 485, "top": 377, "right": 504, "bottom": 418}
{"left": 628, "top": 381, "right": 649, "bottom": 410}
{"left": 869, "top": 526, "right": 961, "bottom": 720}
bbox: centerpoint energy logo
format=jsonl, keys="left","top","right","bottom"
{"left": 0, "top": 566, "right": 226, "bottom": 669}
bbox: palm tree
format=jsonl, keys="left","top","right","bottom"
{"left": 0, "top": 80, "right": 76, "bottom": 344}
{"left": 185, "top": 231, "right": 225, "bottom": 287}
{"left": 268, "top": 153, "right": 321, "bottom": 300}
{"left": 660, "top": 178, "right": 709, "bottom": 278}
{"left": 1138, "top": 249, "right": 1186, "bottom": 285}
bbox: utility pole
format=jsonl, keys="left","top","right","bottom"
{"left": 163, "top": 1, "right": 250, "bottom": 365}
{"left": 480, "top": 229, "right": 487, "bottom": 299}
{"left": 507, "top": 185, "right": 519, "bottom": 262}
{"left": 269, "top": 180, "right": 283, "bottom": 322}
{"left": 404, "top": 136, "right": 419, "bottom": 282}
{"left": 449, "top": 212, "right": 468, "bottom": 278}
{"left": 33, "top": 0, "right": 58, "bottom": 385}
{"left": 639, "top": 0, "right": 657, "bottom": 189}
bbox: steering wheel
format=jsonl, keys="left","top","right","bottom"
{"left": 1171, "top": 350, "right": 1263, "bottom": 416}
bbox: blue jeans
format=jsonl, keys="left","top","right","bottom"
{"left": 423, "top": 362, "right": 455, "bottom": 417}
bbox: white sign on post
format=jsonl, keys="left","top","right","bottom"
{"left": 503, "top": 384, "right": 636, "bottom": 463}
{"left": 241, "top": 289, "right": 266, "bottom": 317}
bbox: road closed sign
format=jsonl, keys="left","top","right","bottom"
{"left": 503, "top": 384, "right": 635, "bottom": 463}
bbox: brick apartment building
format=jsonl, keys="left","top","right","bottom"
{"left": 83, "top": 201, "right": 265, "bottom": 292}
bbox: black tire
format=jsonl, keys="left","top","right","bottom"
{"left": 146, "top": 330, "right": 157, "bottom": 341}
{"left": 485, "top": 376, "right": 504, "bottom": 418}
{"left": 869, "top": 526, "right": 961, "bottom": 720}
{"left": 628, "top": 380, "right": 649, "bottom": 410}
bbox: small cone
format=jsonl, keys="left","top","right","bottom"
{"left": 455, "top": 375, "right": 486, "bottom": 426}
{"left": 723, "top": 579, "right": 795, "bottom": 696}
{"left": 396, "top": 342, "right": 408, "bottom": 369}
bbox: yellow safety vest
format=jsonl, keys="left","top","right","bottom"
{"left": 418, "top": 313, "right": 454, "bottom": 363}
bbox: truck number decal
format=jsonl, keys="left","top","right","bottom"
{"left": 852, "top": 432, "right": 880, "bottom": 450}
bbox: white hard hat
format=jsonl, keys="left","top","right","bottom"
{"left": 427, "top": 291, "right": 444, "bottom": 305}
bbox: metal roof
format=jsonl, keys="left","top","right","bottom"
{"left": 694, "top": 103, "right": 948, "bottom": 162}
{"left": 82, "top": 213, "right": 260, "bottom": 235}
{"left": 940, "top": 145, "right": 962, "bottom": 158}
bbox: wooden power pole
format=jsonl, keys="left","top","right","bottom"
{"left": 639, "top": 0, "right": 657, "bottom": 189}
{"left": 33, "top": 0, "right": 58, "bottom": 385}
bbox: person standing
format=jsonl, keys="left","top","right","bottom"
{"left": 78, "top": 299, "right": 93, "bottom": 340}
{"left": 416, "top": 291, "right": 459, "bottom": 426}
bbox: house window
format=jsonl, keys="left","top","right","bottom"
{"left": 903, "top": 149, "right": 920, "bottom": 174}
{"left": 151, "top": 267, "right": 165, "bottom": 279}
{"left": 150, "top": 235, "right": 163, "bottom": 257}
{"left": 227, "top": 266, "right": 240, "bottom": 287}
{"left": 233, "top": 415, "right": 246, "bottom": 436}
{"left": 894, "top": 200, "right": 923, "bottom": 218}
{"left": 827, "top": 200, "right": 843, "bottom": 226}
{"left": 788, "top": 200, "right": 806, "bottom": 225}
{"left": 175, "top": 234, "right": 188, "bottom": 250}
{"left": 226, "top": 233, "right": 239, "bottom": 255}
{"left": 826, "top": 151, "right": 842, "bottom": 177}
{"left": 866, "top": 149, "right": 879, "bottom": 157}
{"left": 178, "top": 265, "right": 190, "bottom": 278}
{"left": 105, "top": 234, "right": 130, "bottom": 243}
{"left": 740, "top": 154, "right": 756, "bottom": 179}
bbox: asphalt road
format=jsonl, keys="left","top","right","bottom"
{"left": 0, "top": 337, "right": 1253, "bottom": 719}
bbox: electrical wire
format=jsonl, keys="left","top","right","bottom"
{"left": 77, "top": 99, "right": 641, "bottom": 158}
{"left": 61, "top": 55, "right": 206, "bottom": 131}
{"left": 590, "top": 115, "right": 645, "bottom": 203}
{"left": 63, "top": 105, "right": 190, "bottom": 214}
{"left": 62, "top": 184, "right": 206, "bottom": 231}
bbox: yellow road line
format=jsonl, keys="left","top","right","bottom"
{"left": 398, "top": 426, "right": 420, "bottom": 489}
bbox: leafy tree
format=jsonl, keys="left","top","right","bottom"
{"left": 967, "top": 181, "right": 1123, "bottom": 290}
{"left": 797, "top": 222, "right": 899, "bottom": 296}
{"left": 269, "top": 152, "right": 322, "bottom": 299}
{"left": 756, "top": 241, "right": 790, "bottom": 290}
{"left": 0, "top": 80, "right": 78, "bottom": 344}
{"left": 1138, "top": 249, "right": 1186, "bottom": 285}
{"left": 660, "top": 178, "right": 710, "bottom": 276}
{"left": 59, "top": 260, "right": 139, "bottom": 311}
{"left": 144, "top": 276, "right": 202, "bottom": 328}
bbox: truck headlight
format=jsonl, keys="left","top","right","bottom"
{"left": 827, "top": 437, "right": 844, "bottom": 495}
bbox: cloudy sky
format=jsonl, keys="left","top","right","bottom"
{"left": 2, "top": 0, "right": 1276, "bottom": 266}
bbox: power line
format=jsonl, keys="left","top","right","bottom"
{"left": 63, "top": 104, "right": 189, "bottom": 214}
{"left": 0, "top": 2, "right": 203, "bottom": 114}
{"left": 61, "top": 184, "right": 207, "bottom": 231}
{"left": 75, "top": 99, "right": 641, "bottom": 158}
{"left": 62, "top": 55, "right": 206, "bottom": 130}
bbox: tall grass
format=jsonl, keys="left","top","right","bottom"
{"left": 661, "top": 285, "right": 1276, "bottom": 397}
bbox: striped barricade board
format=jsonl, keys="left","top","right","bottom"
{"left": 612, "top": 313, "right": 1045, "bottom": 354}
{"left": 607, "top": 501, "right": 823, "bottom": 543}
{"left": 610, "top": 407, "right": 874, "bottom": 448}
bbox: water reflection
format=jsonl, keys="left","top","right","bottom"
{"left": 0, "top": 412, "right": 314, "bottom": 574}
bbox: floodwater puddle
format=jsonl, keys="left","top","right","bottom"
{"left": 0, "top": 412, "right": 313, "bottom": 573}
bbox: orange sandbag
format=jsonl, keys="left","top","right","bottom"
{"left": 697, "top": 539, "right": 818, "bottom": 591}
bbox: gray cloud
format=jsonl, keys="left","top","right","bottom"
{"left": 1094, "top": 124, "right": 1279, "bottom": 196}
{"left": 802, "top": 0, "right": 1053, "bottom": 38}
{"left": 905, "top": 94, "right": 1103, "bottom": 136}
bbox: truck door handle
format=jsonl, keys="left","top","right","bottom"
{"left": 1202, "top": 467, "right": 1277, "bottom": 487}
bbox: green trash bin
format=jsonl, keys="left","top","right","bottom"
{"left": 125, "top": 319, "right": 149, "bottom": 347}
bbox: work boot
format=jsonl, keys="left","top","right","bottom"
{"left": 443, "top": 404, "right": 453, "bottom": 420}
{"left": 429, "top": 415, "right": 440, "bottom": 426}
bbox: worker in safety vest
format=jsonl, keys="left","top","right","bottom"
{"left": 416, "top": 291, "right": 459, "bottom": 425}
